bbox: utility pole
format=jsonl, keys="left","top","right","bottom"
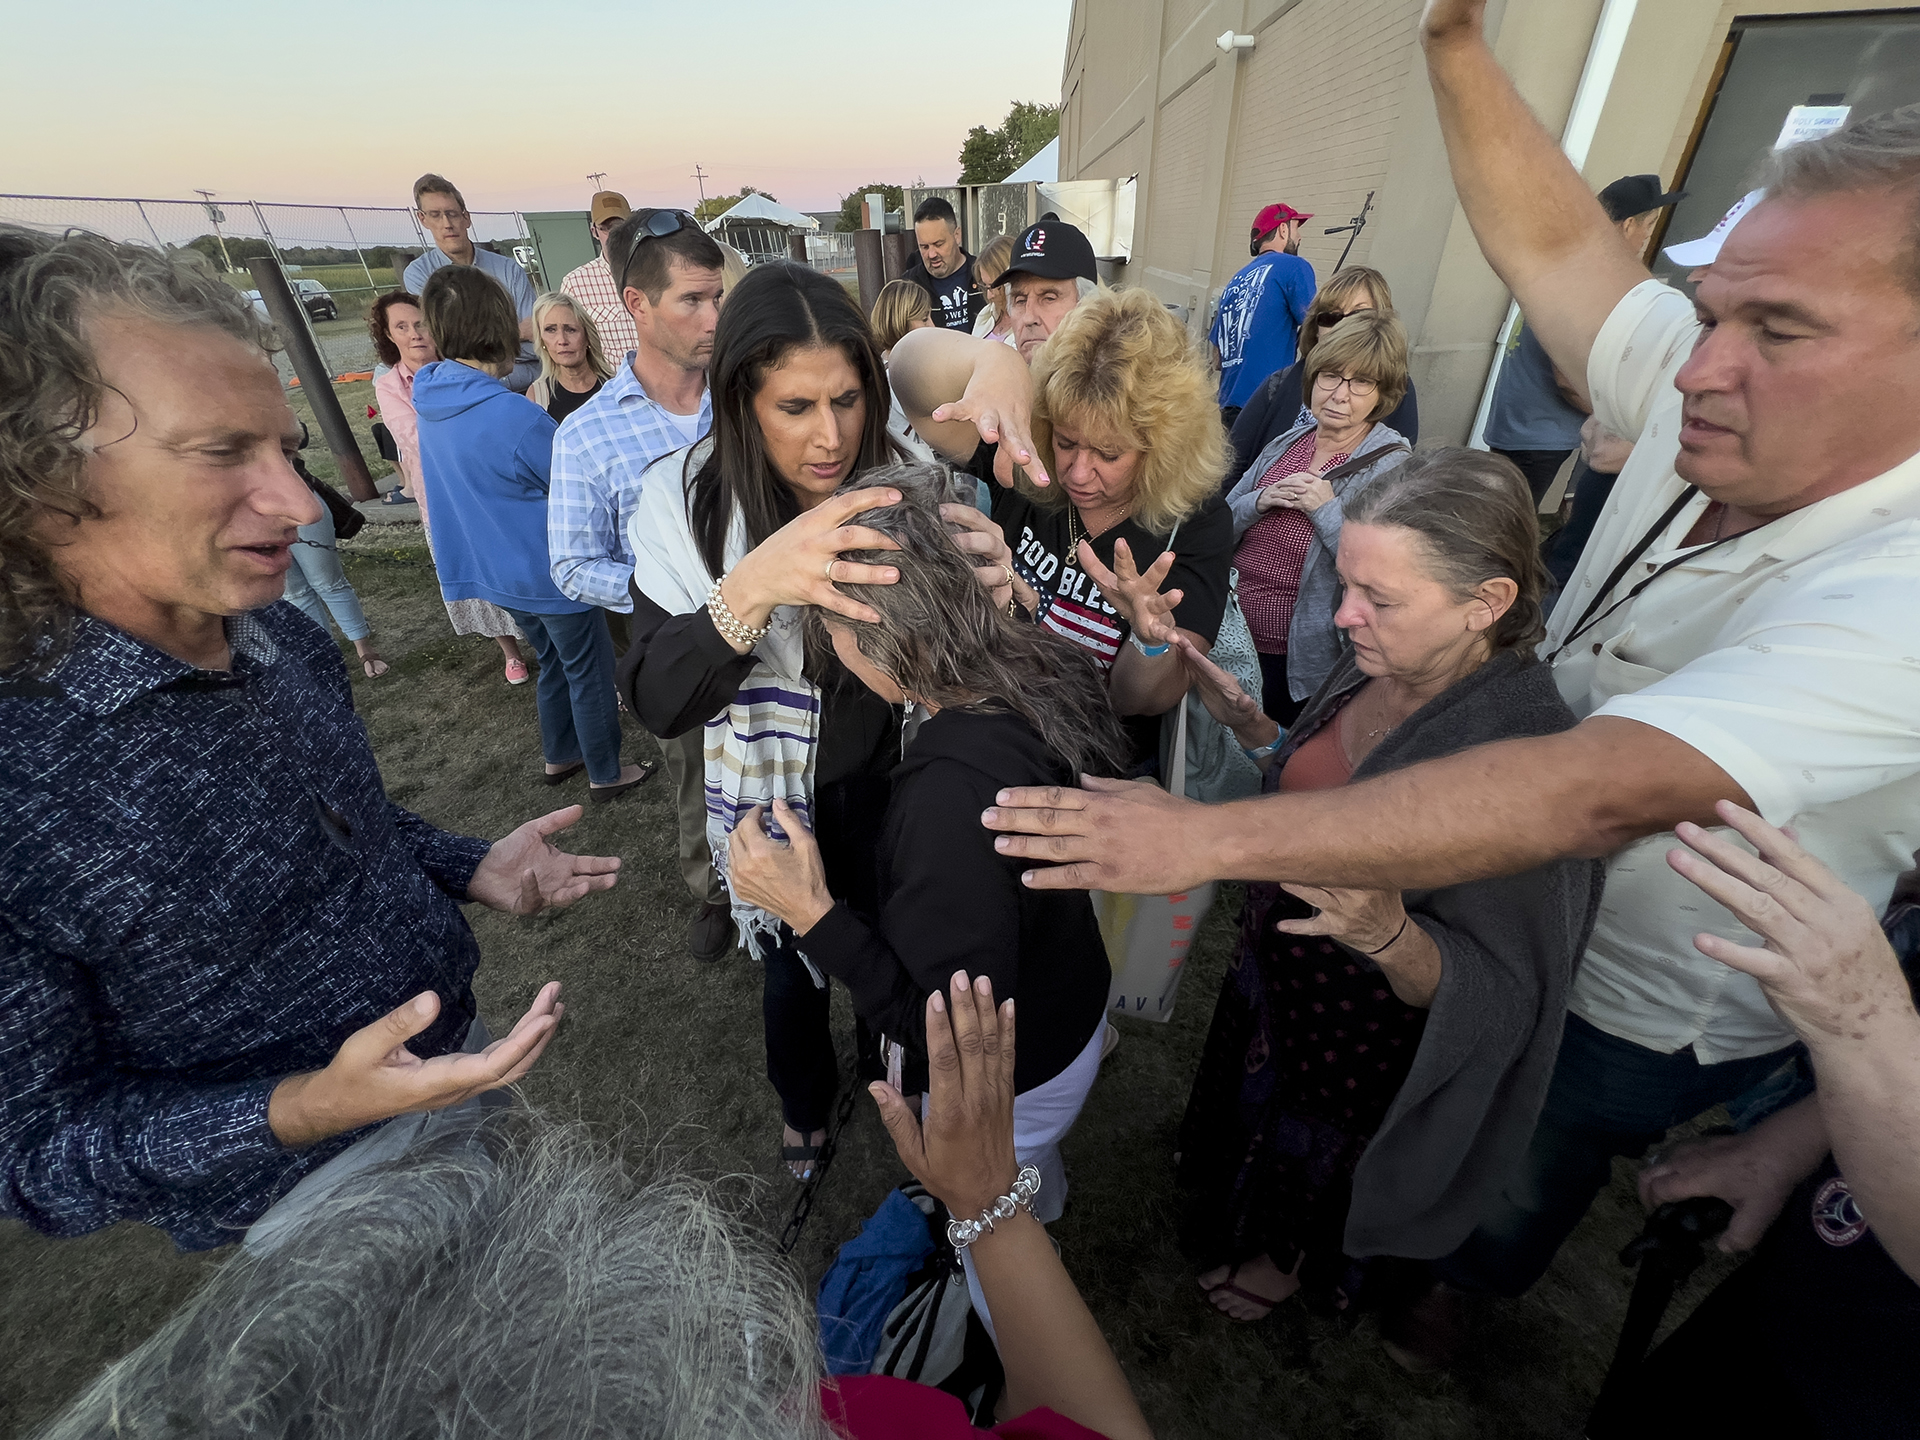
{"left": 587, "top": 171, "right": 607, "bottom": 191}
{"left": 195, "top": 189, "right": 235, "bottom": 272}
{"left": 691, "top": 164, "right": 710, "bottom": 207}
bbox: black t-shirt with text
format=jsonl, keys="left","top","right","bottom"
{"left": 990, "top": 487, "right": 1233, "bottom": 670}
{"left": 903, "top": 255, "right": 984, "bottom": 332}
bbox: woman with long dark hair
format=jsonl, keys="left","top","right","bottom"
{"left": 615, "top": 264, "right": 1018, "bottom": 1180}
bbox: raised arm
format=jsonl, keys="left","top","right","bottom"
{"left": 887, "top": 326, "right": 1049, "bottom": 486}
{"left": 1420, "top": 0, "right": 1648, "bottom": 394}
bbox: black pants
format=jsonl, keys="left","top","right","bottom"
{"left": 762, "top": 925, "right": 838, "bottom": 1134}
{"left": 1256, "top": 652, "right": 1307, "bottom": 729}
{"left": 1490, "top": 446, "right": 1574, "bottom": 506}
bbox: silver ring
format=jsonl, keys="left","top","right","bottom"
{"left": 823, "top": 560, "right": 836, "bottom": 582}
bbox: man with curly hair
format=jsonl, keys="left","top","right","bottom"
{"left": 0, "top": 226, "right": 619, "bottom": 1250}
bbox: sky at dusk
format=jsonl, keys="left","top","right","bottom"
{"left": 2, "top": 0, "right": 1071, "bottom": 216}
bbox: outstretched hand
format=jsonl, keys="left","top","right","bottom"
{"left": 269, "top": 982, "right": 565, "bottom": 1148}
{"left": 1170, "top": 631, "right": 1268, "bottom": 743}
{"left": 1077, "top": 537, "right": 1181, "bottom": 647}
{"left": 468, "top": 806, "right": 621, "bottom": 915}
{"left": 869, "top": 970, "right": 1020, "bottom": 1221}
{"left": 981, "top": 773, "right": 1216, "bottom": 893}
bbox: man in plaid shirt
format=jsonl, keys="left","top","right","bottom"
{"left": 549, "top": 209, "right": 733, "bottom": 960}
{"left": 561, "top": 192, "right": 640, "bottom": 359}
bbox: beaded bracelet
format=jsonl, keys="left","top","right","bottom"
{"left": 708, "top": 576, "right": 770, "bottom": 648}
{"left": 946, "top": 1165, "right": 1043, "bottom": 1250}
{"left": 1128, "top": 630, "right": 1171, "bottom": 658}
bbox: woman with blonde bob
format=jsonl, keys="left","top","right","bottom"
{"left": 868, "top": 278, "right": 933, "bottom": 356}
{"left": 1226, "top": 265, "right": 1420, "bottom": 477}
{"left": 1225, "top": 310, "right": 1414, "bottom": 722}
{"left": 525, "top": 291, "right": 614, "bottom": 425}
{"left": 969, "top": 232, "right": 1017, "bottom": 346}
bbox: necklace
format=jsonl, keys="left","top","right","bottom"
{"left": 1067, "top": 503, "right": 1126, "bottom": 553}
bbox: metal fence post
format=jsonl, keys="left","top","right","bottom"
{"left": 132, "top": 200, "right": 166, "bottom": 250}
{"left": 853, "top": 230, "right": 883, "bottom": 313}
{"left": 248, "top": 257, "right": 377, "bottom": 502}
{"left": 338, "top": 206, "right": 380, "bottom": 298}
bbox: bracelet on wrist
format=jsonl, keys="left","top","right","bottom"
{"left": 1127, "top": 629, "right": 1171, "bottom": 658}
{"left": 946, "top": 1165, "right": 1042, "bottom": 1250}
{"left": 1359, "top": 916, "right": 1410, "bottom": 957}
{"left": 1242, "top": 734, "right": 1282, "bottom": 763}
{"left": 708, "top": 575, "right": 771, "bottom": 649}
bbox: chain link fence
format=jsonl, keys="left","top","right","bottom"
{"left": 0, "top": 193, "right": 530, "bottom": 378}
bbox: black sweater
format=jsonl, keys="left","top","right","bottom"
{"left": 797, "top": 706, "right": 1109, "bottom": 1095}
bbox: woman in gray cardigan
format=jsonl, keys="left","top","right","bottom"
{"left": 1174, "top": 447, "right": 1603, "bottom": 1325}
{"left": 1224, "top": 312, "right": 1412, "bottom": 724}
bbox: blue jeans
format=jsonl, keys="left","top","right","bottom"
{"left": 284, "top": 509, "right": 371, "bottom": 642}
{"left": 503, "top": 607, "right": 623, "bottom": 784}
{"left": 1434, "top": 1013, "right": 1795, "bottom": 1298}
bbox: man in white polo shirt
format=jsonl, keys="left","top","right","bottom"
{"left": 979, "top": 0, "right": 1920, "bottom": 1361}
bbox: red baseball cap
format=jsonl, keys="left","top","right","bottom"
{"left": 1253, "top": 203, "right": 1312, "bottom": 237}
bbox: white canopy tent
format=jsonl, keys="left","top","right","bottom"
{"left": 702, "top": 193, "right": 821, "bottom": 232}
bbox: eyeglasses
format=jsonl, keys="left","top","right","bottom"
{"left": 420, "top": 208, "right": 467, "bottom": 224}
{"left": 1313, "top": 372, "right": 1378, "bottom": 398}
{"left": 617, "top": 210, "right": 694, "bottom": 293}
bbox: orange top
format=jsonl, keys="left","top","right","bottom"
{"left": 1278, "top": 707, "right": 1354, "bottom": 793}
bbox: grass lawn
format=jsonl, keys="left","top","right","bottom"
{"left": 0, "top": 533, "right": 1739, "bottom": 1440}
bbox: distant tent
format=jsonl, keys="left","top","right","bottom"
{"left": 1002, "top": 138, "right": 1060, "bottom": 184}
{"left": 703, "top": 193, "right": 820, "bottom": 264}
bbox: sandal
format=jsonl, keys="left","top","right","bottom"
{"left": 1201, "top": 1262, "right": 1288, "bottom": 1323}
{"left": 781, "top": 1124, "right": 828, "bottom": 1181}
{"left": 361, "top": 657, "right": 389, "bottom": 678}
{"left": 380, "top": 488, "right": 413, "bottom": 505}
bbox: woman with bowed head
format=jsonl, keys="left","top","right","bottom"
{"left": 1224, "top": 311, "right": 1413, "bottom": 725}
{"left": 369, "top": 289, "right": 530, "bottom": 684}
{"left": 413, "top": 267, "right": 651, "bottom": 800}
{"left": 615, "top": 264, "right": 1023, "bottom": 1181}
{"left": 525, "top": 291, "right": 615, "bottom": 426}
{"left": 726, "top": 463, "right": 1126, "bottom": 1325}
{"left": 1224, "top": 265, "right": 1420, "bottom": 479}
{"left": 1173, "top": 449, "right": 1602, "bottom": 1329}
{"left": 894, "top": 286, "right": 1235, "bottom": 765}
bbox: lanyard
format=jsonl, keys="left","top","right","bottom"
{"left": 1550, "top": 485, "right": 1752, "bottom": 662}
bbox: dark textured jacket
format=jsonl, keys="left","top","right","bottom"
{"left": 1273, "top": 649, "right": 1603, "bottom": 1259}
{"left": 798, "top": 706, "right": 1109, "bottom": 1095}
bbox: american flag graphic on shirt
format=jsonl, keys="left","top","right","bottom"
{"left": 1009, "top": 520, "right": 1127, "bottom": 671}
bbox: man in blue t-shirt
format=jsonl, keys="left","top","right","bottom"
{"left": 1209, "top": 202, "right": 1318, "bottom": 422}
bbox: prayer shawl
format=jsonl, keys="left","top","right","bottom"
{"left": 627, "top": 440, "right": 820, "bottom": 962}
{"left": 1271, "top": 649, "right": 1605, "bottom": 1260}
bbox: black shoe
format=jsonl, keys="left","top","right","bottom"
{"left": 588, "top": 760, "right": 658, "bottom": 804}
{"left": 688, "top": 901, "right": 736, "bottom": 962}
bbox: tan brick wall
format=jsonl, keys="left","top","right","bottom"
{"left": 1146, "top": 77, "right": 1214, "bottom": 277}
{"left": 1223, "top": 0, "right": 1424, "bottom": 285}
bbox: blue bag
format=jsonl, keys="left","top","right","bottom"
{"left": 816, "top": 1186, "right": 937, "bottom": 1374}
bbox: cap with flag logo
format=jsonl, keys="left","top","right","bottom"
{"left": 999, "top": 221, "right": 1098, "bottom": 285}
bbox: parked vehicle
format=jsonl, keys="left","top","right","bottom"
{"left": 242, "top": 280, "right": 339, "bottom": 324}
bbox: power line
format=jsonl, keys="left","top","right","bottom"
{"left": 587, "top": 172, "right": 607, "bottom": 191}
{"left": 691, "top": 164, "right": 709, "bottom": 205}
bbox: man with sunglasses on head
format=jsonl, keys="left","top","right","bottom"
{"left": 560, "top": 192, "right": 640, "bottom": 361}
{"left": 548, "top": 209, "right": 734, "bottom": 962}
{"left": 403, "top": 173, "right": 539, "bottom": 393}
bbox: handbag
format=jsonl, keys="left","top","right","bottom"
{"left": 295, "top": 455, "right": 365, "bottom": 541}
{"left": 1158, "top": 566, "right": 1265, "bottom": 805}
{"left": 1096, "top": 698, "right": 1218, "bottom": 1023}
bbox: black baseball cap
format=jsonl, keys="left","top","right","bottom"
{"left": 1598, "top": 174, "right": 1686, "bottom": 223}
{"left": 999, "top": 221, "right": 1098, "bottom": 285}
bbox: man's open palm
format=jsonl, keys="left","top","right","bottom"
{"left": 469, "top": 805, "right": 621, "bottom": 915}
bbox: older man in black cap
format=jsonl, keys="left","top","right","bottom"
{"left": 995, "top": 219, "right": 1100, "bottom": 363}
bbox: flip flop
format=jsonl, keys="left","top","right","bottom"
{"left": 380, "top": 489, "right": 412, "bottom": 505}
{"left": 361, "top": 657, "right": 389, "bottom": 678}
{"left": 1202, "top": 1263, "right": 1283, "bottom": 1322}
{"left": 780, "top": 1142, "right": 822, "bottom": 1181}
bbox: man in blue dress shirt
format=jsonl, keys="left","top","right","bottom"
{"left": 0, "top": 226, "right": 620, "bottom": 1250}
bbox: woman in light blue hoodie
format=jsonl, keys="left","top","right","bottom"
{"left": 415, "top": 267, "right": 649, "bottom": 801}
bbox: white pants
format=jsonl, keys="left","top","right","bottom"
{"left": 930, "top": 1020, "right": 1107, "bottom": 1342}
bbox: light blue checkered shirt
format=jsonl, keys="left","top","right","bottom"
{"left": 548, "top": 360, "right": 711, "bottom": 610}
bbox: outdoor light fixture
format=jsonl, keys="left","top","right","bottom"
{"left": 1217, "top": 30, "right": 1255, "bottom": 52}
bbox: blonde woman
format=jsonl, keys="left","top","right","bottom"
{"left": 868, "top": 279, "right": 933, "bottom": 357}
{"left": 525, "top": 291, "right": 614, "bottom": 426}
{"left": 969, "top": 233, "right": 1017, "bottom": 346}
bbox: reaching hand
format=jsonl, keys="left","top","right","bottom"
{"left": 1275, "top": 883, "right": 1408, "bottom": 953}
{"left": 1077, "top": 537, "right": 1181, "bottom": 648}
{"left": 941, "top": 502, "right": 1020, "bottom": 610}
{"left": 1666, "top": 800, "right": 1909, "bottom": 1045}
{"left": 1638, "top": 1127, "right": 1804, "bottom": 1253}
{"left": 724, "top": 798, "right": 833, "bottom": 934}
{"left": 268, "top": 982, "right": 564, "bottom": 1148}
{"left": 869, "top": 970, "right": 1021, "bottom": 1220}
{"left": 930, "top": 344, "right": 1049, "bottom": 488}
{"left": 467, "top": 806, "right": 621, "bottom": 915}
{"left": 981, "top": 773, "right": 1217, "bottom": 893}
{"left": 721, "top": 487, "right": 905, "bottom": 631}
{"left": 1170, "top": 632, "right": 1268, "bottom": 743}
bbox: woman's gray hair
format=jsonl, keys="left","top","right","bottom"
{"left": 1760, "top": 102, "right": 1920, "bottom": 300}
{"left": 815, "top": 461, "right": 1129, "bottom": 780}
{"left": 1342, "top": 445, "right": 1549, "bottom": 655}
{"left": 37, "top": 1113, "right": 832, "bottom": 1440}
{"left": 0, "top": 225, "right": 277, "bottom": 675}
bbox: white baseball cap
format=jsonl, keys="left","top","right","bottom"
{"left": 1663, "top": 189, "right": 1764, "bottom": 268}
